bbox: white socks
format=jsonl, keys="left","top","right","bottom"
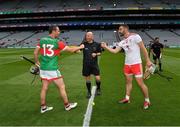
{"left": 125, "top": 95, "right": 150, "bottom": 103}
{"left": 145, "top": 98, "right": 150, "bottom": 103}
{"left": 125, "top": 95, "right": 130, "bottom": 100}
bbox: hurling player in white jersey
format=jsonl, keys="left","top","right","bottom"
{"left": 101, "top": 24, "right": 152, "bottom": 109}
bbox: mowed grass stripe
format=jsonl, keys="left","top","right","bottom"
{"left": 0, "top": 55, "right": 34, "bottom": 65}
{"left": 162, "top": 55, "right": 180, "bottom": 76}
{"left": 0, "top": 49, "right": 33, "bottom": 55}
{"left": 0, "top": 49, "right": 34, "bottom": 65}
{"left": 163, "top": 48, "right": 180, "bottom": 58}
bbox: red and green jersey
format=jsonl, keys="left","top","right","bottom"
{"left": 37, "top": 36, "right": 66, "bottom": 70}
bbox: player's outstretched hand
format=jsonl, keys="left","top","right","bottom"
{"left": 80, "top": 44, "right": 85, "bottom": 49}
{"left": 101, "top": 42, "right": 107, "bottom": 48}
{"left": 92, "top": 53, "right": 97, "bottom": 58}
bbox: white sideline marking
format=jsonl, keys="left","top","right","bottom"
{"left": 83, "top": 86, "right": 97, "bottom": 127}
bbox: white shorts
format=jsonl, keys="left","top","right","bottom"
{"left": 40, "top": 69, "right": 62, "bottom": 81}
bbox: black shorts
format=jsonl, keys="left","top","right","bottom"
{"left": 82, "top": 63, "right": 100, "bottom": 76}
{"left": 153, "top": 54, "right": 160, "bottom": 60}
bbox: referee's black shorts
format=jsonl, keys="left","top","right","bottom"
{"left": 153, "top": 53, "right": 160, "bottom": 60}
{"left": 82, "top": 63, "right": 100, "bottom": 76}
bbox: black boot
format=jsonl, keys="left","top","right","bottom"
{"left": 86, "top": 92, "right": 91, "bottom": 99}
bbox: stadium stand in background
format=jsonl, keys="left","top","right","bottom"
{"left": 0, "top": 30, "right": 179, "bottom": 48}
{"left": 0, "top": 0, "right": 179, "bottom": 12}
{"left": 0, "top": 0, "right": 179, "bottom": 48}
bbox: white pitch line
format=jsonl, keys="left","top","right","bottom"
{"left": 83, "top": 86, "right": 97, "bottom": 127}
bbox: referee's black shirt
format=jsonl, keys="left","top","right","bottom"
{"left": 151, "top": 42, "right": 164, "bottom": 55}
{"left": 82, "top": 41, "right": 101, "bottom": 65}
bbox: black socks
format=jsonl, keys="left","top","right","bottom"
{"left": 96, "top": 80, "right": 101, "bottom": 90}
{"left": 86, "top": 81, "right": 91, "bottom": 93}
{"left": 86, "top": 80, "right": 101, "bottom": 93}
{"left": 159, "top": 63, "right": 162, "bottom": 70}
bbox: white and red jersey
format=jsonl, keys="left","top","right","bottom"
{"left": 117, "top": 33, "right": 143, "bottom": 65}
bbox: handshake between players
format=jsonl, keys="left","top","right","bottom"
{"left": 34, "top": 24, "right": 153, "bottom": 114}
{"left": 76, "top": 24, "right": 152, "bottom": 110}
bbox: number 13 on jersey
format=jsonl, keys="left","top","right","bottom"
{"left": 42, "top": 44, "right": 54, "bottom": 56}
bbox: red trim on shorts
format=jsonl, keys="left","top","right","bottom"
{"left": 41, "top": 76, "right": 63, "bottom": 81}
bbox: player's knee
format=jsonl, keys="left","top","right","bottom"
{"left": 59, "top": 84, "right": 65, "bottom": 90}
{"left": 136, "top": 78, "right": 144, "bottom": 85}
{"left": 95, "top": 76, "right": 101, "bottom": 81}
{"left": 85, "top": 76, "right": 91, "bottom": 81}
{"left": 96, "top": 78, "right": 101, "bottom": 81}
{"left": 126, "top": 78, "right": 132, "bottom": 84}
{"left": 126, "top": 82, "right": 132, "bottom": 86}
{"left": 126, "top": 79, "right": 132, "bottom": 84}
{"left": 42, "top": 86, "right": 48, "bottom": 91}
{"left": 137, "top": 82, "right": 145, "bottom": 88}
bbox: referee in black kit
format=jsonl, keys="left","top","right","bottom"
{"left": 80, "top": 32, "right": 102, "bottom": 99}
{"left": 151, "top": 37, "right": 164, "bottom": 71}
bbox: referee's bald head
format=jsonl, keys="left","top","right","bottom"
{"left": 86, "top": 32, "right": 93, "bottom": 35}
{"left": 85, "top": 31, "right": 94, "bottom": 43}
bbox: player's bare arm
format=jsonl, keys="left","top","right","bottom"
{"left": 138, "top": 41, "right": 152, "bottom": 67}
{"left": 34, "top": 46, "right": 40, "bottom": 66}
{"left": 101, "top": 42, "right": 121, "bottom": 54}
{"left": 63, "top": 44, "right": 84, "bottom": 53}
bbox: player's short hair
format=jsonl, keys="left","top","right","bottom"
{"left": 119, "top": 24, "right": 129, "bottom": 29}
{"left": 49, "top": 26, "right": 58, "bottom": 34}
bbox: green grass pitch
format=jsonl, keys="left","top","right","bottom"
{"left": 0, "top": 48, "right": 180, "bottom": 126}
